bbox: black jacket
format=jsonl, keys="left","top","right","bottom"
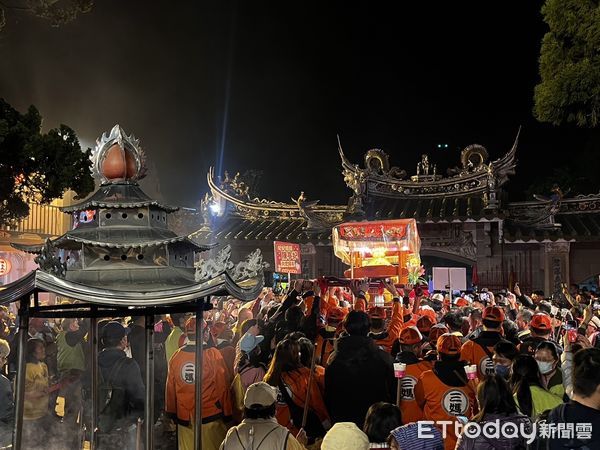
{"left": 98, "top": 348, "right": 145, "bottom": 423}
{"left": 128, "top": 323, "right": 146, "bottom": 378}
{"left": 325, "top": 334, "right": 396, "bottom": 428}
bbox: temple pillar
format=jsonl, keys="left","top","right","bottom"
{"left": 543, "top": 242, "right": 570, "bottom": 298}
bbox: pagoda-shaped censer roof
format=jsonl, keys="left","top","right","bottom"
{"left": 3, "top": 125, "right": 265, "bottom": 305}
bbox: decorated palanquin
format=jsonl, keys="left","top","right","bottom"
{"left": 332, "top": 218, "right": 421, "bottom": 285}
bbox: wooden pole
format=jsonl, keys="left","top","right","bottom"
{"left": 302, "top": 341, "right": 318, "bottom": 431}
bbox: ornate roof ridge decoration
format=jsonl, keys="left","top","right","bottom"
{"left": 61, "top": 182, "right": 179, "bottom": 213}
{"left": 195, "top": 245, "right": 269, "bottom": 282}
{"left": 509, "top": 186, "right": 600, "bottom": 218}
{"left": 92, "top": 124, "right": 148, "bottom": 184}
{"left": 338, "top": 129, "right": 519, "bottom": 201}
{"left": 206, "top": 167, "right": 346, "bottom": 225}
{"left": 573, "top": 192, "right": 600, "bottom": 200}
{"left": 33, "top": 239, "right": 67, "bottom": 278}
{"left": 508, "top": 185, "right": 565, "bottom": 229}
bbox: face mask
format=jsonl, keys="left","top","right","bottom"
{"left": 537, "top": 360, "right": 554, "bottom": 374}
{"left": 495, "top": 364, "right": 510, "bottom": 378}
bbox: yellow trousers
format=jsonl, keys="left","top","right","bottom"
{"left": 178, "top": 420, "right": 228, "bottom": 450}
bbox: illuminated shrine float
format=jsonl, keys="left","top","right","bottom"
{"left": 332, "top": 218, "right": 422, "bottom": 286}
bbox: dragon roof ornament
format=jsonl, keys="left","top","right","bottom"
{"left": 338, "top": 129, "right": 519, "bottom": 200}
{"left": 195, "top": 245, "right": 269, "bottom": 282}
{"left": 206, "top": 167, "right": 346, "bottom": 223}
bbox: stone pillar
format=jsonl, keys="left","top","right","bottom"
{"left": 543, "top": 242, "right": 570, "bottom": 298}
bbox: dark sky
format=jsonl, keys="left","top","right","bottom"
{"left": 0, "top": 0, "right": 590, "bottom": 207}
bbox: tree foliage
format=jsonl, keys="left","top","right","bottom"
{"left": 0, "top": 98, "right": 94, "bottom": 226}
{"left": 534, "top": 0, "right": 600, "bottom": 127}
{"left": 0, "top": 0, "right": 94, "bottom": 32}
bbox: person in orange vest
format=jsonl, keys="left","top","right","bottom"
{"left": 414, "top": 334, "right": 477, "bottom": 450}
{"left": 395, "top": 326, "right": 432, "bottom": 424}
{"left": 165, "top": 317, "right": 231, "bottom": 450}
{"left": 519, "top": 313, "right": 554, "bottom": 356}
{"left": 421, "top": 323, "right": 449, "bottom": 362}
{"left": 392, "top": 313, "right": 434, "bottom": 358}
{"left": 368, "top": 281, "right": 403, "bottom": 353}
{"left": 460, "top": 305, "right": 508, "bottom": 379}
{"left": 264, "top": 338, "right": 331, "bottom": 442}
{"left": 316, "top": 306, "right": 345, "bottom": 366}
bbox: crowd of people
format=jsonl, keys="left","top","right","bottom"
{"left": 1, "top": 279, "right": 600, "bottom": 450}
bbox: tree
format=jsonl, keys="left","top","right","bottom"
{"left": 534, "top": 0, "right": 600, "bottom": 127}
{"left": 0, "top": 0, "right": 94, "bottom": 32}
{"left": 0, "top": 98, "right": 94, "bottom": 227}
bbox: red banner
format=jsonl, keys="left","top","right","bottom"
{"left": 337, "top": 220, "right": 408, "bottom": 240}
{"left": 274, "top": 241, "right": 302, "bottom": 274}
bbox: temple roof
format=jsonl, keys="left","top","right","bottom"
{"left": 504, "top": 193, "right": 600, "bottom": 243}
{"left": 369, "top": 195, "right": 503, "bottom": 222}
{"left": 192, "top": 218, "right": 331, "bottom": 243}
{"left": 338, "top": 130, "right": 518, "bottom": 200}
{"left": 61, "top": 182, "right": 178, "bottom": 213}
{"left": 504, "top": 213, "right": 600, "bottom": 242}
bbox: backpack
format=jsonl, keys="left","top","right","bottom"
{"left": 278, "top": 381, "right": 325, "bottom": 441}
{"left": 531, "top": 404, "right": 592, "bottom": 450}
{"left": 98, "top": 356, "right": 129, "bottom": 433}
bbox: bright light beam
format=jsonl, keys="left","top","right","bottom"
{"left": 216, "top": 7, "right": 237, "bottom": 178}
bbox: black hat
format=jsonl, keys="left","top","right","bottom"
{"left": 101, "top": 321, "right": 130, "bottom": 340}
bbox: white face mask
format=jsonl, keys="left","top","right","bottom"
{"left": 537, "top": 360, "right": 554, "bottom": 374}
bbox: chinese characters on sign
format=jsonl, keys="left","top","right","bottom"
{"left": 274, "top": 241, "right": 302, "bottom": 274}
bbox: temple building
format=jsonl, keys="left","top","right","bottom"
{"left": 193, "top": 131, "right": 600, "bottom": 296}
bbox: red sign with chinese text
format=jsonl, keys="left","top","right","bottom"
{"left": 274, "top": 241, "right": 302, "bottom": 274}
{"left": 338, "top": 220, "right": 408, "bottom": 240}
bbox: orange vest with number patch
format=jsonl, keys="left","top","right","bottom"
{"left": 414, "top": 369, "right": 476, "bottom": 450}
{"left": 398, "top": 360, "right": 432, "bottom": 424}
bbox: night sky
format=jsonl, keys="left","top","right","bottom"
{"left": 0, "top": 1, "right": 590, "bottom": 207}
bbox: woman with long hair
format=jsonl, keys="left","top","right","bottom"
{"left": 456, "top": 374, "right": 531, "bottom": 449}
{"left": 510, "top": 354, "right": 562, "bottom": 418}
{"left": 294, "top": 334, "right": 325, "bottom": 397}
{"left": 264, "top": 338, "right": 330, "bottom": 441}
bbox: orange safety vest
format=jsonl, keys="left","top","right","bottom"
{"left": 316, "top": 332, "right": 337, "bottom": 367}
{"left": 460, "top": 338, "right": 498, "bottom": 379}
{"left": 414, "top": 369, "right": 476, "bottom": 450}
{"left": 165, "top": 344, "right": 232, "bottom": 425}
{"left": 272, "top": 367, "right": 330, "bottom": 435}
{"left": 398, "top": 360, "right": 432, "bottom": 424}
{"left": 373, "top": 301, "right": 403, "bottom": 353}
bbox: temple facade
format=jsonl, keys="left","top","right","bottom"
{"left": 193, "top": 132, "right": 600, "bottom": 296}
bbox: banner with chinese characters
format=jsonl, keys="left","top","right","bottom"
{"left": 274, "top": 241, "right": 302, "bottom": 274}
{"left": 337, "top": 220, "right": 407, "bottom": 241}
